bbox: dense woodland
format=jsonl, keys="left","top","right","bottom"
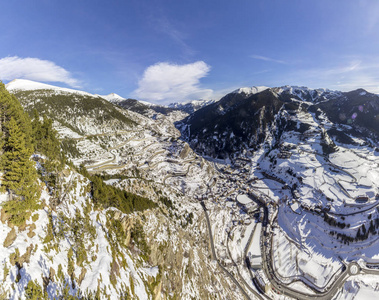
{"left": 79, "top": 166, "right": 157, "bottom": 214}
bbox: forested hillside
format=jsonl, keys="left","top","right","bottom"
{"left": 0, "top": 83, "right": 161, "bottom": 298}
{"left": 0, "top": 83, "right": 42, "bottom": 225}
{"left": 0, "top": 83, "right": 236, "bottom": 300}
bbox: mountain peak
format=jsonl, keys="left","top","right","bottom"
{"left": 346, "top": 88, "right": 369, "bottom": 96}
{"left": 232, "top": 86, "right": 269, "bottom": 95}
{"left": 6, "top": 79, "right": 59, "bottom": 91}
{"left": 99, "top": 93, "right": 125, "bottom": 103}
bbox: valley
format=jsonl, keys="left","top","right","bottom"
{"left": 1, "top": 80, "right": 379, "bottom": 299}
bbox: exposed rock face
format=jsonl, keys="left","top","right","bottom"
{"left": 3, "top": 227, "right": 17, "bottom": 248}
{"left": 179, "top": 143, "right": 191, "bottom": 159}
{"left": 113, "top": 211, "right": 136, "bottom": 247}
{"left": 144, "top": 210, "right": 241, "bottom": 299}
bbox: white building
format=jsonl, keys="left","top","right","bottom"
{"left": 255, "top": 269, "right": 271, "bottom": 292}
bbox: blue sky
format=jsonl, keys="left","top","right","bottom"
{"left": 1, "top": 0, "right": 379, "bottom": 104}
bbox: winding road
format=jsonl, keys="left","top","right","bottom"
{"left": 255, "top": 195, "right": 379, "bottom": 300}
{"left": 200, "top": 200, "right": 259, "bottom": 300}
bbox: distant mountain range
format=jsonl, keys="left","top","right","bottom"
{"left": 177, "top": 85, "right": 379, "bottom": 158}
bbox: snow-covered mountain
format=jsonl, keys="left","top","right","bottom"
{"left": 2, "top": 79, "right": 379, "bottom": 299}
{"left": 174, "top": 85, "right": 379, "bottom": 299}
{"left": 232, "top": 86, "right": 269, "bottom": 95}
{"left": 178, "top": 85, "right": 379, "bottom": 158}
{"left": 168, "top": 99, "right": 216, "bottom": 114}
{"left": 6, "top": 79, "right": 94, "bottom": 97}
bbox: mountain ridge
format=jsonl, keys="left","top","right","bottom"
{"left": 177, "top": 85, "right": 378, "bottom": 159}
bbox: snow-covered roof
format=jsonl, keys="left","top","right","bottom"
{"left": 248, "top": 223, "right": 262, "bottom": 267}
{"left": 290, "top": 202, "right": 301, "bottom": 214}
{"left": 236, "top": 194, "right": 253, "bottom": 204}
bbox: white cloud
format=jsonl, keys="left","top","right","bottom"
{"left": 0, "top": 56, "right": 80, "bottom": 87}
{"left": 250, "top": 54, "right": 287, "bottom": 64}
{"left": 133, "top": 61, "right": 213, "bottom": 103}
{"left": 323, "top": 60, "right": 362, "bottom": 75}
{"left": 359, "top": 0, "right": 379, "bottom": 34}
{"left": 156, "top": 18, "right": 195, "bottom": 57}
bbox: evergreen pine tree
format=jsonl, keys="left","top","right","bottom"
{"left": 0, "top": 94, "right": 40, "bottom": 225}
{"left": 40, "top": 115, "right": 62, "bottom": 166}
{"left": 2, "top": 116, "right": 39, "bottom": 195}
{"left": 32, "top": 112, "right": 63, "bottom": 165}
{"left": 31, "top": 109, "right": 42, "bottom": 146}
{"left": 0, "top": 83, "right": 33, "bottom": 149}
{"left": 24, "top": 279, "right": 45, "bottom": 300}
{"left": 31, "top": 111, "right": 64, "bottom": 201}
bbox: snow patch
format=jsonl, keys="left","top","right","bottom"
{"left": 233, "top": 86, "right": 269, "bottom": 95}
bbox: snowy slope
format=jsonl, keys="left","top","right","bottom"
{"left": 6, "top": 79, "right": 94, "bottom": 97}
{"left": 0, "top": 169, "right": 153, "bottom": 299}
{"left": 232, "top": 86, "right": 269, "bottom": 95}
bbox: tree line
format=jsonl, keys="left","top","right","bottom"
{"left": 79, "top": 166, "right": 157, "bottom": 214}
